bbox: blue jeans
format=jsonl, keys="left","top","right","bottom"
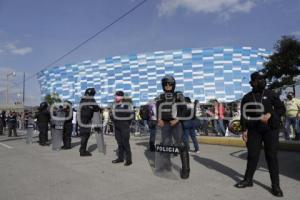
{"left": 213, "top": 119, "right": 226, "bottom": 136}
{"left": 183, "top": 120, "right": 199, "bottom": 151}
{"left": 284, "top": 117, "right": 299, "bottom": 140}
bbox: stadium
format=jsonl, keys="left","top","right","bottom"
{"left": 37, "top": 47, "right": 271, "bottom": 107}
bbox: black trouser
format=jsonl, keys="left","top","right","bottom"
{"left": 8, "top": 124, "right": 17, "bottom": 136}
{"left": 0, "top": 122, "right": 3, "bottom": 135}
{"left": 245, "top": 124, "right": 280, "bottom": 186}
{"left": 38, "top": 123, "right": 49, "bottom": 144}
{"left": 114, "top": 121, "right": 132, "bottom": 162}
{"left": 79, "top": 127, "right": 91, "bottom": 153}
{"left": 63, "top": 122, "right": 72, "bottom": 148}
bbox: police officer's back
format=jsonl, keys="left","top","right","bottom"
{"left": 78, "top": 88, "right": 100, "bottom": 156}
{"left": 36, "top": 102, "right": 51, "bottom": 146}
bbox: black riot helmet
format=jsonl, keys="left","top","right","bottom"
{"left": 161, "top": 75, "right": 176, "bottom": 92}
{"left": 39, "top": 102, "right": 48, "bottom": 110}
{"left": 84, "top": 88, "right": 96, "bottom": 96}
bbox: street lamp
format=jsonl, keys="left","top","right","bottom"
{"left": 6, "top": 71, "right": 16, "bottom": 105}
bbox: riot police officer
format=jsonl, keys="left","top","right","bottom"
{"left": 112, "top": 91, "right": 134, "bottom": 166}
{"left": 235, "top": 72, "right": 285, "bottom": 197}
{"left": 36, "top": 102, "right": 51, "bottom": 146}
{"left": 78, "top": 88, "right": 100, "bottom": 156}
{"left": 62, "top": 101, "right": 73, "bottom": 149}
{"left": 156, "top": 75, "right": 190, "bottom": 179}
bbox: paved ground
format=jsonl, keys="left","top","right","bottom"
{"left": 0, "top": 130, "right": 299, "bottom": 200}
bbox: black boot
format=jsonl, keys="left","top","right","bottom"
{"left": 271, "top": 185, "right": 283, "bottom": 197}
{"left": 235, "top": 179, "right": 253, "bottom": 188}
{"left": 180, "top": 146, "right": 190, "bottom": 179}
{"left": 80, "top": 151, "right": 92, "bottom": 157}
{"left": 149, "top": 142, "right": 155, "bottom": 152}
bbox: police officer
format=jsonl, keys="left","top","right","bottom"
{"left": 235, "top": 72, "right": 285, "bottom": 197}
{"left": 78, "top": 88, "right": 100, "bottom": 156}
{"left": 62, "top": 101, "right": 73, "bottom": 150}
{"left": 0, "top": 111, "right": 6, "bottom": 135}
{"left": 112, "top": 91, "right": 134, "bottom": 166}
{"left": 36, "top": 102, "right": 51, "bottom": 146}
{"left": 156, "top": 75, "right": 190, "bottom": 179}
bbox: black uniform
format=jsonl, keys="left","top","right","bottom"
{"left": 0, "top": 111, "right": 6, "bottom": 135}
{"left": 7, "top": 112, "right": 17, "bottom": 137}
{"left": 112, "top": 102, "right": 134, "bottom": 164}
{"left": 240, "top": 89, "right": 285, "bottom": 185}
{"left": 237, "top": 72, "right": 285, "bottom": 197}
{"left": 63, "top": 104, "right": 73, "bottom": 149}
{"left": 78, "top": 89, "right": 100, "bottom": 156}
{"left": 36, "top": 109, "right": 51, "bottom": 145}
{"left": 156, "top": 75, "right": 190, "bottom": 179}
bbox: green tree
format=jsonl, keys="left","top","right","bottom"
{"left": 43, "top": 93, "right": 62, "bottom": 105}
{"left": 263, "top": 35, "right": 300, "bottom": 92}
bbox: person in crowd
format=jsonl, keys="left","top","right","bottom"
{"left": 283, "top": 92, "right": 300, "bottom": 140}
{"left": 7, "top": 111, "right": 17, "bottom": 137}
{"left": 182, "top": 97, "right": 199, "bottom": 153}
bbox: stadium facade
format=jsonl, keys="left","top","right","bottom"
{"left": 37, "top": 47, "right": 271, "bottom": 107}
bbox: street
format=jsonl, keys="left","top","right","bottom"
{"left": 0, "top": 131, "right": 299, "bottom": 200}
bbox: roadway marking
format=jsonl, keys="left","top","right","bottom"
{"left": 0, "top": 142, "right": 14, "bottom": 149}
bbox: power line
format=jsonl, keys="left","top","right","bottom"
{"left": 10, "top": 0, "right": 148, "bottom": 89}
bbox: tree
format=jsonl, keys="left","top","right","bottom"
{"left": 263, "top": 35, "right": 300, "bottom": 92}
{"left": 43, "top": 93, "right": 62, "bottom": 105}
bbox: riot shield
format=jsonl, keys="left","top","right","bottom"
{"left": 52, "top": 127, "right": 63, "bottom": 151}
{"left": 92, "top": 111, "right": 106, "bottom": 154}
{"left": 51, "top": 109, "right": 65, "bottom": 151}
{"left": 26, "top": 118, "right": 34, "bottom": 144}
{"left": 154, "top": 124, "right": 183, "bottom": 179}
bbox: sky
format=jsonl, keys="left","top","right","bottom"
{"left": 0, "top": 0, "right": 300, "bottom": 106}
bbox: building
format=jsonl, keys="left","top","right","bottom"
{"left": 37, "top": 47, "right": 271, "bottom": 107}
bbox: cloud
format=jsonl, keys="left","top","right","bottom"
{"left": 0, "top": 42, "right": 32, "bottom": 56}
{"left": 158, "top": 0, "right": 257, "bottom": 18}
{"left": 291, "top": 30, "right": 300, "bottom": 36}
{"left": 5, "top": 43, "right": 32, "bottom": 55}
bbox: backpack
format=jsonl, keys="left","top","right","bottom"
{"left": 139, "top": 105, "right": 150, "bottom": 120}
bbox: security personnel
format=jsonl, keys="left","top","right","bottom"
{"left": 62, "top": 101, "right": 73, "bottom": 149}
{"left": 235, "top": 72, "right": 285, "bottom": 197}
{"left": 112, "top": 91, "right": 134, "bottom": 166}
{"left": 78, "top": 88, "right": 100, "bottom": 156}
{"left": 156, "top": 75, "right": 190, "bottom": 179}
{"left": 0, "top": 111, "right": 6, "bottom": 135}
{"left": 36, "top": 102, "right": 51, "bottom": 146}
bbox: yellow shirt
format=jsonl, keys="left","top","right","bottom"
{"left": 285, "top": 98, "right": 300, "bottom": 117}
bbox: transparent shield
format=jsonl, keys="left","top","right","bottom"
{"left": 26, "top": 128, "right": 33, "bottom": 144}
{"left": 52, "top": 129, "right": 63, "bottom": 151}
{"left": 154, "top": 123, "right": 182, "bottom": 179}
{"left": 92, "top": 112, "right": 106, "bottom": 154}
{"left": 95, "top": 132, "right": 106, "bottom": 154}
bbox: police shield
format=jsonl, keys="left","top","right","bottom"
{"left": 51, "top": 109, "right": 65, "bottom": 151}
{"left": 92, "top": 111, "right": 106, "bottom": 154}
{"left": 26, "top": 118, "right": 34, "bottom": 144}
{"left": 154, "top": 124, "right": 183, "bottom": 179}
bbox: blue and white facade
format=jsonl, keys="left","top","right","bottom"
{"left": 37, "top": 47, "right": 271, "bottom": 107}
